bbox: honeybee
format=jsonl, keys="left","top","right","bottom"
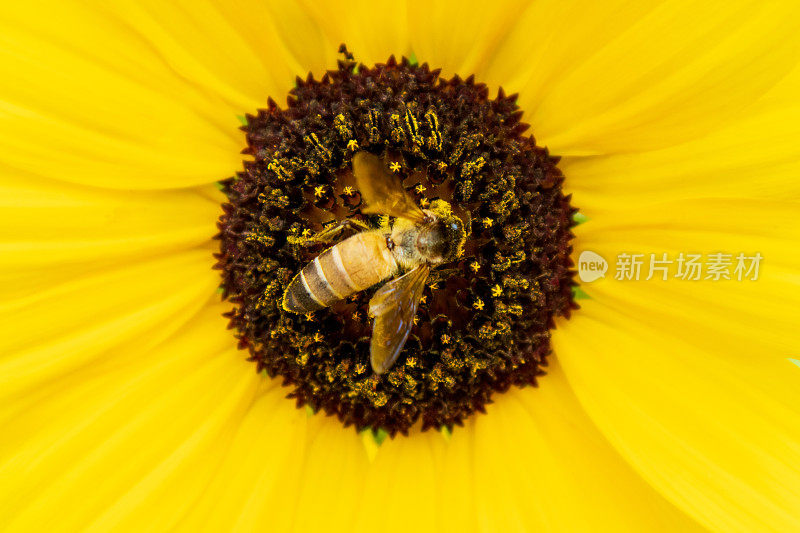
{"left": 282, "top": 151, "right": 467, "bottom": 374}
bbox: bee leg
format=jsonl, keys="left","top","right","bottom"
{"left": 423, "top": 268, "right": 460, "bottom": 291}
{"left": 429, "top": 267, "right": 460, "bottom": 283}
{"left": 303, "top": 218, "right": 371, "bottom": 246}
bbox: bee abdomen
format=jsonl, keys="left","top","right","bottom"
{"left": 282, "top": 233, "right": 396, "bottom": 314}
{"left": 282, "top": 245, "right": 361, "bottom": 314}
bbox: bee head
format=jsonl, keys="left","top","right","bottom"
{"left": 417, "top": 200, "right": 467, "bottom": 264}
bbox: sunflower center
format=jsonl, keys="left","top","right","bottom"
{"left": 216, "top": 46, "right": 577, "bottom": 436}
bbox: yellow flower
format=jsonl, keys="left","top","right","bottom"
{"left": 2, "top": 1, "right": 800, "bottom": 531}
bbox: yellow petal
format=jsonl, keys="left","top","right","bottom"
{"left": 353, "top": 359, "right": 701, "bottom": 532}
{"left": 0, "top": 170, "right": 220, "bottom": 301}
{"left": 179, "top": 391, "right": 367, "bottom": 531}
{"left": 1, "top": 294, "right": 703, "bottom": 532}
{"left": 83, "top": 380, "right": 303, "bottom": 532}
{"left": 299, "top": 0, "right": 411, "bottom": 67}
{"left": 574, "top": 198, "right": 800, "bottom": 362}
{"left": 0, "top": 303, "right": 264, "bottom": 531}
{"left": 486, "top": 0, "right": 800, "bottom": 155}
{"left": 562, "top": 78, "right": 800, "bottom": 206}
{"left": 0, "top": 250, "right": 219, "bottom": 402}
{"left": 183, "top": 359, "right": 702, "bottom": 532}
{"left": 0, "top": 0, "right": 326, "bottom": 189}
{"left": 408, "top": 0, "right": 530, "bottom": 78}
{"left": 554, "top": 306, "right": 800, "bottom": 532}
{"left": 561, "top": 198, "right": 800, "bottom": 530}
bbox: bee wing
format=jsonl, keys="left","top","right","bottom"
{"left": 368, "top": 264, "right": 430, "bottom": 374}
{"left": 352, "top": 151, "right": 427, "bottom": 223}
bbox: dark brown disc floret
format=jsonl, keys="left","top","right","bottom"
{"left": 216, "top": 47, "right": 577, "bottom": 436}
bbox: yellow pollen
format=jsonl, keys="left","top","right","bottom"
{"left": 389, "top": 161, "right": 401, "bottom": 172}
{"left": 437, "top": 161, "right": 448, "bottom": 171}
{"left": 413, "top": 316, "right": 419, "bottom": 325}
{"left": 482, "top": 217, "right": 493, "bottom": 228}
{"left": 347, "top": 139, "right": 359, "bottom": 151}
{"left": 314, "top": 185, "right": 326, "bottom": 198}
{"left": 415, "top": 184, "right": 427, "bottom": 193}
{"left": 420, "top": 197, "right": 430, "bottom": 208}
{"left": 428, "top": 281, "right": 439, "bottom": 290}
{"left": 301, "top": 228, "right": 312, "bottom": 237}
{"left": 491, "top": 284, "right": 503, "bottom": 297}
{"left": 441, "top": 334, "right": 451, "bottom": 345}
{"left": 470, "top": 261, "right": 481, "bottom": 272}
{"left": 473, "top": 298, "right": 485, "bottom": 311}
{"left": 313, "top": 332, "right": 324, "bottom": 342}
{"left": 419, "top": 294, "right": 427, "bottom": 304}
{"left": 352, "top": 311, "right": 361, "bottom": 320}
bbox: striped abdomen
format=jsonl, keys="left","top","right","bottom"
{"left": 282, "top": 231, "right": 398, "bottom": 314}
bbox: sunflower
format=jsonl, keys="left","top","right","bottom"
{"left": 2, "top": 0, "right": 800, "bottom": 531}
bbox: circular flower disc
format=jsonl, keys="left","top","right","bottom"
{"left": 217, "top": 50, "right": 576, "bottom": 434}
